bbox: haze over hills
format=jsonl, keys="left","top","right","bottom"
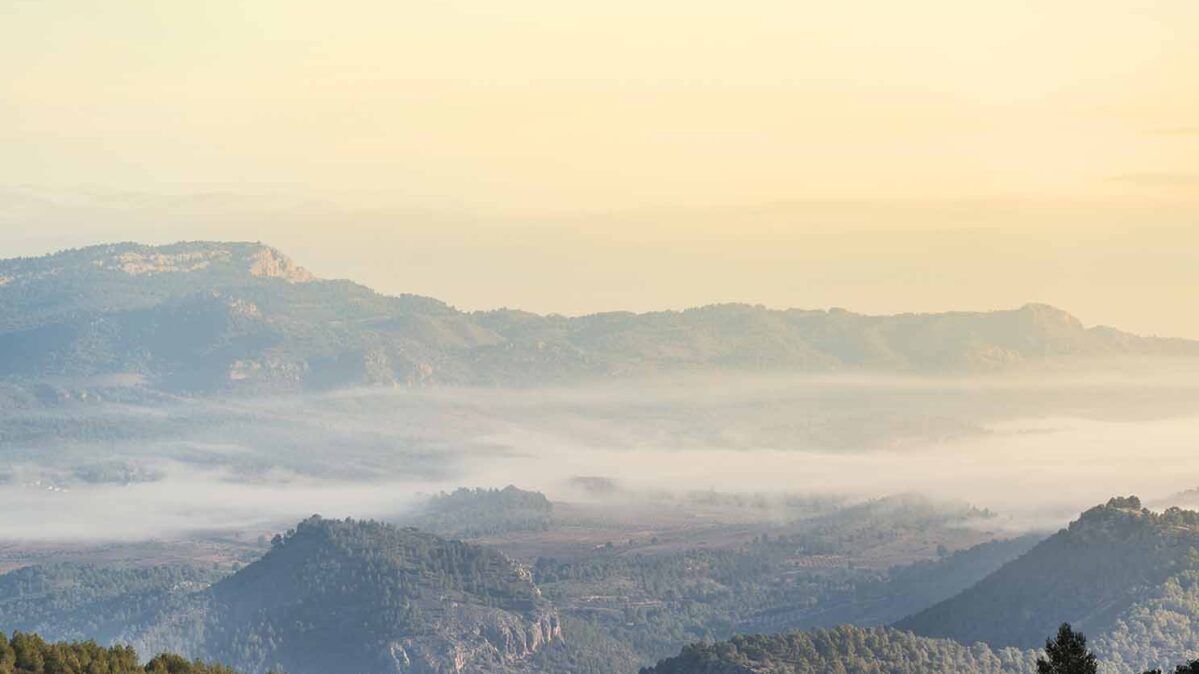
{"left": 1, "top": 517, "right": 561, "bottom": 674}
{"left": 1, "top": 241, "right": 1196, "bottom": 395}
{"left": 14, "top": 499, "right": 1199, "bottom": 673}
{"left": 898, "top": 497, "right": 1199, "bottom": 672}
{"left": 627, "top": 498, "right": 1199, "bottom": 674}
{"left": 0, "top": 501, "right": 1035, "bottom": 674}
{"left": 5, "top": 3, "right": 1197, "bottom": 674}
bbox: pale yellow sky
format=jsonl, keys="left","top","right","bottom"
{"left": 1, "top": 1, "right": 1197, "bottom": 335}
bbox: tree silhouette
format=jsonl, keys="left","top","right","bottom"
{"left": 1037, "top": 623, "right": 1097, "bottom": 674}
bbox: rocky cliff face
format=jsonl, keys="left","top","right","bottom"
{"left": 245, "top": 245, "right": 314, "bottom": 282}
{"left": 3, "top": 241, "right": 311, "bottom": 285}
{"left": 387, "top": 607, "right": 561, "bottom": 674}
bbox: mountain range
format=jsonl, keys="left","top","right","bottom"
{"left": 1, "top": 241, "right": 1195, "bottom": 394}
{"left": 9, "top": 499, "right": 1199, "bottom": 673}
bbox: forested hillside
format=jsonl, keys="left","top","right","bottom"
{"left": 407, "top": 486, "right": 554, "bottom": 538}
{"left": 0, "top": 631, "right": 242, "bottom": 674}
{"left": 13, "top": 500, "right": 1199, "bottom": 673}
{"left": 898, "top": 498, "right": 1199, "bottom": 672}
{"left": 1, "top": 518, "right": 560, "bottom": 674}
{"left": 0, "top": 564, "right": 220, "bottom": 655}
{"left": 197, "top": 517, "right": 560, "bottom": 674}
{"left": 0, "top": 501, "right": 1031, "bottom": 674}
{"left": 638, "top": 626, "right": 1041, "bottom": 674}
{"left": 2, "top": 242, "right": 1194, "bottom": 394}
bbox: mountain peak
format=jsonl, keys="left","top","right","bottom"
{"left": 91, "top": 241, "right": 314, "bottom": 283}
{"left": 204, "top": 516, "right": 561, "bottom": 674}
{"left": 243, "top": 243, "right": 314, "bottom": 282}
{"left": 0, "top": 241, "right": 315, "bottom": 287}
{"left": 1013, "top": 302, "right": 1086, "bottom": 331}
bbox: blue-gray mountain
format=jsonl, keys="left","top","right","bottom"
{"left": 640, "top": 499, "right": 1199, "bottom": 674}
{"left": 897, "top": 497, "right": 1199, "bottom": 673}
{"left": 10, "top": 500, "right": 1199, "bottom": 673}
{"left": 0, "top": 518, "right": 561, "bottom": 674}
{"left": 1, "top": 242, "right": 1196, "bottom": 394}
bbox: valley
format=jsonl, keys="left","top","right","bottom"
{"left": 6, "top": 1, "right": 1196, "bottom": 669}
{"left": 3, "top": 243, "right": 1199, "bottom": 674}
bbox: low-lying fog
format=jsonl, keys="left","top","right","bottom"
{"left": 4, "top": 369, "right": 1199, "bottom": 540}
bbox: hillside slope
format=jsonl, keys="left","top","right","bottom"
{"left": 638, "top": 626, "right": 1040, "bottom": 674}
{"left": 897, "top": 497, "right": 1199, "bottom": 671}
{"left": 196, "top": 517, "right": 560, "bottom": 674}
{"left": 1, "top": 242, "right": 1195, "bottom": 393}
{"left": 0, "top": 518, "right": 560, "bottom": 674}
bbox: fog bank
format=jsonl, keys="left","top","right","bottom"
{"left": 3, "top": 372, "right": 1199, "bottom": 540}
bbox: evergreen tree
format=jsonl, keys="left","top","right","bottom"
{"left": 1037, "top": 624, "right": 1097, "bottom": 674}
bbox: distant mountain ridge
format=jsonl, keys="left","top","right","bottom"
{"left": 1, "top": 241, "right": 1195, "bottom": 393}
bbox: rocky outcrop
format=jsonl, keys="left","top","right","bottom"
{"left": 96, "top": 248, "right": 231, "bottom": 275}
{"left": 246, "top": 245, "right": 313, "bottom": 283}
{"left": 386, "top": 607, "right": 561, "bottom": 673}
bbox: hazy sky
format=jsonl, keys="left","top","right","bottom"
{"left": 2, "top": 1, "right": 1197, "bottom": 335}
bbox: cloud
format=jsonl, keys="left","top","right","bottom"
{"left": 5, "top": 369, "right": 1199, "bottom": 540}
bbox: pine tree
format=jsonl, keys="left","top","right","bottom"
{"left": 1037, "top": 624, "right": 1097, "bottom": 674}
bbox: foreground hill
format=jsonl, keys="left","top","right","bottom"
{"left": 198, "top": 517, "right": 560, "bottom": 674}
{"left": 1, "top": 518, "right": 560, "bottom": 674}
{"left": 897, "top": 497, "right": 1199, "bottom": 672}
{"left": 0, "top": 498, "right": 1034, "bottom": 674}
{"left": 1, "top": 241, "right": 1195, "bottom": 393}
{"left": 638, "top": 626, "right": 1040, "bottom": 674}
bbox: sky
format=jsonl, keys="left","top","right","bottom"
{"left": 2, "top": 0, "right": 1198, "bottom": 336}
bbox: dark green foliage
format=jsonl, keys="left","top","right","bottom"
{"left": 0, "top": 631, "right": 241, "bottom": 674}
{"left": 1037, "top": 624, "right": 1097, "bottom": 674}
{"left": 898, "top": 499, "right": 1199, "bottom": 651}
{"left": 0, "top": 564, "right": 222, "bottom": 648}
{"left": 409, "top": 486, "right": 553, "bottom": 538}
{"left": 2, "top": 518, "right": 558, "bottom": 674}
{"left": 1093, "top": 568, "right": 1199, "bottom": 671}
{"left": 638, "top": 626, "right": 1041, "bottom": 674}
